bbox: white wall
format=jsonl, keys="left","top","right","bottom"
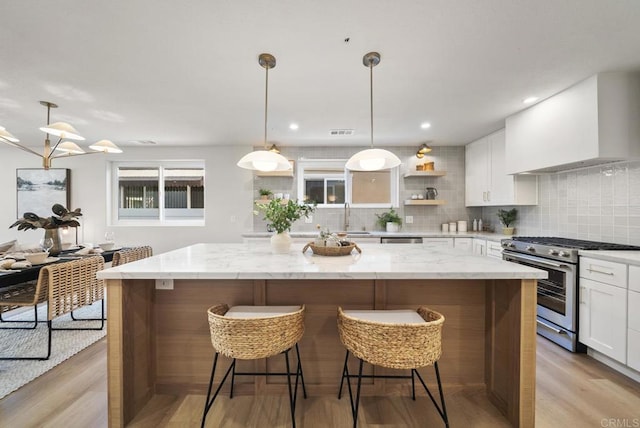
{"left": 0, "top": 144, "right": 254, "bottom": 254}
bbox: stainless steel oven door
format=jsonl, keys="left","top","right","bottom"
{"left": 502, "top": 251, "right": 577, "bottom": 331}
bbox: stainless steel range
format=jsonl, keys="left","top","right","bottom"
{"left": 501, "top": 236, "right": 640, "bottom": 352}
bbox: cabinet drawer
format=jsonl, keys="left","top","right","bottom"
{"left": 486, "top": 241, "right": 503, "bottom": 259}
{"left": 630, "top": 265, "right": 640, "bottom": 293}
{"left": 580, "top": 257, "right": 627, "bottom": 289}
{"left": 629, "top": 290, "right": 640, "bottom": 332}
{"left": 423, "top": 238, "right": 453, "bottom": 247}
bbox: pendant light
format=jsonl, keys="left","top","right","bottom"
{"left": 237, "top": 53, "right": 291, "bottom": 172}
{"left": 346, "top": 52, "right": 401, "bottom": 171}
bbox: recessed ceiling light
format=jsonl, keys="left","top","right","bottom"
{"left": 289, "top": 123, "right": 299, "bottom": 130}
{"left": 523, "top": 96, "right": 539, "bottom": 104}
{"left": 420, "top": 122, "right": 431, "bottom": 129}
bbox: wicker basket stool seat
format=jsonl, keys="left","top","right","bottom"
{"left": 201, "top": 304, "right": 307, "bottom": 428}
{"left": 337, "top": 306, "right": 449, "bottom": 427}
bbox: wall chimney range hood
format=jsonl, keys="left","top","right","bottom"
{"left": 505, "top": 72, "right": 640, "bottom": 174}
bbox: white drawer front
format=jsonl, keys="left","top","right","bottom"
{"left": 486, "top": 241, "right": 503, "bottom": 259}
{"left": 580, "top": 257, "right": 627, "bottom": 289}
{"left": 630, "top": 265, "right": 640, "bottom": 293}
{"left": 629, "top": 290, "right": 640, "bottom": 332}
{"left": 629, "top": 328, "right": 640, "bottom": 372}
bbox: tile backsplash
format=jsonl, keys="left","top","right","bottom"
{"left": 252, "top": 145, "right": 482, "bottom": 233}
{"left": 482, "top": 160, "right": 640, "bottom": 245}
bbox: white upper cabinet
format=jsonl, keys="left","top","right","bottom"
{"left": 505, "top": 72, "right": 640, "bottom": 174}
{"left": 465, "top": 129, "right": 538, "bottom": 207}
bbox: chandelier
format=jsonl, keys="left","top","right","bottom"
{"left": 237, "top": 53, "right": 291, "bottom": 172}
{"left": 0, "top": 101, "right": 122, "bottom": 169}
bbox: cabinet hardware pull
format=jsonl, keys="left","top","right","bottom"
{"left": 536, "top": 320, "right": 565, "bottom": 334}
{"left": 586, "top": 268, "right": 614, "bottom": 276}
{"left": 487, "top": 191, "right": 490, "bottom": 201}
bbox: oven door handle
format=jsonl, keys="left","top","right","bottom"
{"left": 537, "top": 319, "right": 566, "bottom": 335}
{"left": 504, "top": 252, "right": 570, "bottom": 269}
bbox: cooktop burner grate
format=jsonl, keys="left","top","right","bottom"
{"left": 511, "top": 236, "right": 640, "bottom": 251}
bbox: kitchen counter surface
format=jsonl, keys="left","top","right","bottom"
{"left": 242, "top": 230, "right": 511, "bottom": 242}
{"left": 97, "top": 242, "right": 545, "bottom": 281}
{"left": 579, "top": 250, "right": 640, "bottom": 266}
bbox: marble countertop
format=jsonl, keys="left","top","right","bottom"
{"left": 242, "top": 231, "right": 510, "bottom": 242}
{"left": 97, "top": 242, "right": 546, "bottom": 281}
{"left": 579, "top": 250, "right": 640, "bottom": 266}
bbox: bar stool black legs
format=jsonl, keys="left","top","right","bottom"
{"left": 338, "top": 350, "right": 449, "bottom": 427}
{"left": 201, "top": 343, "right": 307, "bottom": 428}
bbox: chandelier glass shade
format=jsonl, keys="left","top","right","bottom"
{"left": 237, "top": 53, "right": 292, "bottom": 172}
{"left": 0, "top": 101, "right": 122, "bottom": 169}
{"left": 346, "top": 52, "right": 401, "bottom": 172}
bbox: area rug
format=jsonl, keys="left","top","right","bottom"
{"left": 0, "top": 302, "right": 106, "bottom": 399}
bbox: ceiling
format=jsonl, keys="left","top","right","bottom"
{"left": 2, "top": 0, "right": 640, "bottom": 150}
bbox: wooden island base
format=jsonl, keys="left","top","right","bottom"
{"left": 107, "top": 278, "right": 536, "bottom": 427}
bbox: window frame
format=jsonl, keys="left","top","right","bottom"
{"left": 108, "top": 160, "right": 206, "bottom": 227}
{"left": 296, "top": 159, "right": 399, "bottom": 208}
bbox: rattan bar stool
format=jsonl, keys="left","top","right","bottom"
{"left": 337, "top": 306, "right": 449, "bottom": 428}
{"left": 201, "top": 304, "right": 307, "bottom": 428}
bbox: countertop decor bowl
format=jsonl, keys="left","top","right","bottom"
{"left": 302, "top": 242, "right": 361, "bottom": 256}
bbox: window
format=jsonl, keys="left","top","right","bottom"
{"left": 297, "top": 159, "right": 398, "bottom": 207}
{"left": 110, "top": 161, "right": 205, "bottom": 225}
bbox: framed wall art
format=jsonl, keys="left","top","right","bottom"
{"left": 16, "top": 168, "right": 70, "bottom": 218}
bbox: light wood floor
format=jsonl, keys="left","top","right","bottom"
{"left": 1, "top": 336, "right": 639, "bottom": 427}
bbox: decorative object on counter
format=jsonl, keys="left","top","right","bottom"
{"left": 449, "top": 222, "right": 457, "bottom": 232}
{"left": 441, "top": 223, "right": 449, "bottom": 232}
{"left": 411, "top": 194, "right": 418, "bottom": 200}
{"left": 423, "top": 161, "right": 435, "bottom": 171}
{"left": 237, "top": 53, "right": 292, "bottom": 173}
{"left": 375, "top": 207, "right": 402, "bottom": 232}
{"left": 425, "top": 187, "right": 438, "bottom": 200}
{"left": 473, "top": 219, "right": 478, "bottom": 232}
{"left": 478, "top": 218, "right": 483, "bottom": 231}
{"left": 254, "top": 199, "right": 315, "bottom": 253}
{"left": 417, "top": 193, "right": 425, "bottom": 200}
{"left": 302, "top": 241, "right": 362, "bottom": 256}
{"left": 1, "top": 101, "right": 122, "bottom": 170}
{"left": 9, "top": 204, "right": 82, "bottom": 256}
{"left": 497, "top": 208, "right": 518, "bottom": 235}
{"left": 345, "top": 52, "right": 401, "bottom": 171}
{"left": 457, "top": 220, "right": 468, "bottom": 232}
{"left": 258, "top": 188, "right": 272, "bottom": 200}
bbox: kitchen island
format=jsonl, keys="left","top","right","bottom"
{"left": 98, "top": 242, "right": 546, "bottom": 428}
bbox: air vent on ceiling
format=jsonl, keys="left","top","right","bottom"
{"left": 329, "top": 129, "right": 354, "bottom": 136}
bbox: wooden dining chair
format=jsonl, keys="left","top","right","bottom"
{"left": 0, "top": 256, "right": 105, "bottom": 360}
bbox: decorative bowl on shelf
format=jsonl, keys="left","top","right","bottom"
{"left": 302, "top": 242, "right": 362, "bottom": 256}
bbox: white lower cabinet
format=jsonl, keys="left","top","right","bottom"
{"left": 486, "top": 241, "right": 504, "bottom": 259}
{"left": 423, "top": 238, "right": 454, "bottom": 248}
{"left": 472, "top": 238, "right": 486, "bottom": 256}
{"left": 454, "top": 238, "right": 473, "bottom": 252}
{"left": 579, "top": 277, "right": 627, "bottom": 363}
{"left": 628, "top": 290, "right": 640, "bottom": 371}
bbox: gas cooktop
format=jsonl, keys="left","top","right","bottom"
{"left": 509, "top": 236, "right": 640, "bottom": 251}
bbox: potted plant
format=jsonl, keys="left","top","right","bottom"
{"left": 258, "top": 188, "right": 273, "bottom": 200}
{"left": 10, "top": 204, "right": 82, "bottom": 255}
{"left": 375, "top": 207, "right": 402, "bottom": 232}
{"left": 497, "top": 208, "right": 518, "bottom": 235}
{"left": 254, "top": 199, "right": 315, "bottom": 253}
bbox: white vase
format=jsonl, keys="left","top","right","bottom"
{"left": 386, "top": 222, "right": 400, "bottom": 233}
{"left": 270, "top": 231, "right": 292, "bottom": 254}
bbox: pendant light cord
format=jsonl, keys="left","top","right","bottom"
{"left": 264, "top": 64, "right": 269, "bottom": 150}
{"left": 369, "top": 61, "right": 374, "bottom": 149}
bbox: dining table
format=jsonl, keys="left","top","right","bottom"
{"left": 0, "top": 248, "right": 118, "bottom": 289}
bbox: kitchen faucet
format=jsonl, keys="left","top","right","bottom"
{"left": 344, "top": 202, "right": 350, "bottom": 231}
